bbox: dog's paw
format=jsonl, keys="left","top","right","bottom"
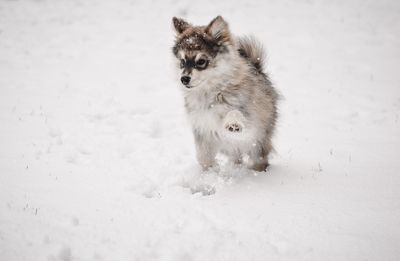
{"left": 225, "top": 122, "right": 243, "bottom": 133}
{"left": 223, "top": 110, "right": 245, "bottom": 134}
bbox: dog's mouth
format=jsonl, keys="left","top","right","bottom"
{"left": 183, "top": 79, "right": 205, "bottom": 89}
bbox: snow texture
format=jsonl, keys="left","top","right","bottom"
{"left": 1, "top": 0, "right": 400, "bottom": 260}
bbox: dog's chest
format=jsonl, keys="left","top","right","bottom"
{"left": 184, "top": 91, "right": 226, "bottom": 134}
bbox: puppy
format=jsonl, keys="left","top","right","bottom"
{"left": 172, "top": 16, "right": 278, "bottom": 171}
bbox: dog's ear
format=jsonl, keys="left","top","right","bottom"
{"left": 205, "top": 16, "right": 230, "bottom": 43}
{"left": 172, "top": 17, "right": 190, "bottom": 34}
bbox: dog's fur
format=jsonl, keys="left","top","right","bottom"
{"left": 172, "top": 16, "right": 278, "bottom": 171}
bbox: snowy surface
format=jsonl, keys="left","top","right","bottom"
{"left": 1, "top": 0, "right": 400, "bottom": 260}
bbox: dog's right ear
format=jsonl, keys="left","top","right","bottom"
{"left": 172, "top": 17, "right": 190, "bottom": 34}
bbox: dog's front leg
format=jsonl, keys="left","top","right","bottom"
{"left": 194, "top": 132, "right": 217, "bottom": 171}
{"left": 248, "top": 141, "right": 272, "bottom": 172}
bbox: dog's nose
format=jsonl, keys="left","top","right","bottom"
{"left": 181, "top": 76, "right": 191, "bottom": 86}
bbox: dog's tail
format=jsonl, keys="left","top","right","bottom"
{"left": 237, "top": 36, "right": 265, "bottom": 74}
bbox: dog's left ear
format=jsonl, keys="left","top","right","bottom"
{"left": 205, "top": 16, "right": 230, "bottom": 43}
{"left": 172, "top": 17, "right": 190, "bottom": 34}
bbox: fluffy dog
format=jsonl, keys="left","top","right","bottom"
{"left": 172, "top": 16, "right": 278, "bottom": 171}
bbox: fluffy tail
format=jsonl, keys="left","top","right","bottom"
{"left": 237, "top": 36, "right": 265, "bottom": 73}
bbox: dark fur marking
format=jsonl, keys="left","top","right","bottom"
{"left": 181, "top": 56, "right": 209, "bottom": 72}
{"left": 173, "top": 32, "right": 220, "bottom": 58}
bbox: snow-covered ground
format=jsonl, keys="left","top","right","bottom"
{"left": 1, "top": 0, "right": 400, "bottom": 260}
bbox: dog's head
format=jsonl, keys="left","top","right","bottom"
{"left": 172, "top": 16, "right": 234, "bottom": 89}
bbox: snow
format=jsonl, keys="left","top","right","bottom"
{"left": 1, "top": 0, "right": 400, "bottom": 260}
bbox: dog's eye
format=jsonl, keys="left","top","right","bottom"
{"left": 196, "top": 59, "right": 207, "bottom": 67}
{"left": 180, "top": 59, "right": 185, "bottom": 68}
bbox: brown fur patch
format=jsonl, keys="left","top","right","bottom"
{"left": 172, "top": 16, "right": 231, "bottom": 58}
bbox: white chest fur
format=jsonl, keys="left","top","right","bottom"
{"left": 184, "top": 89, "right": 226, "bottom": 136}
{"left": 188, "top": 106, "right": 222, "bottom": 135}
